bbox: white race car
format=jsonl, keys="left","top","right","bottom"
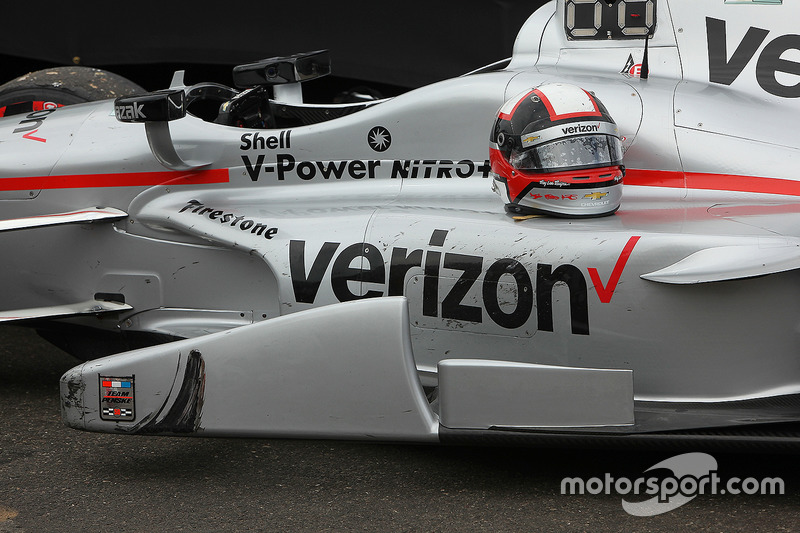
{"left": 2, "top": 0, "right": 800, "bottom": 448}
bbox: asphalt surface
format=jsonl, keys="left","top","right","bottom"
{"left": 1, "top": 325, "right": 799, "bottom": 532}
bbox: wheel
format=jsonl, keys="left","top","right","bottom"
{"left": 0, "top": 66, "right": 144, "bottom": 117}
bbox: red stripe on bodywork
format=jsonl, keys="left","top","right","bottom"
{"left": 0, "top": 169, "right": 229, "bottom": 191}
{"left": 6, "top": 167, "right": 800, "bottom": 196}
{"left": 624, "top": 169, "right": 684, "bottom": 188}
{"left": 625, "top": 169, "right": 800, "bottom": 197}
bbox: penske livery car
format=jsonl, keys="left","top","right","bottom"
{"left": 2, "top": 0, "right": 800, "bottom": 449}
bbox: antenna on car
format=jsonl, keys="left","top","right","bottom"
{"left": 641, "top": 32, "right": 650, "bottom": 80}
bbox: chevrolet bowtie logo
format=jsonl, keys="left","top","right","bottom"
{"left": 583, "top": 192, "right": 609, "bottom": 200}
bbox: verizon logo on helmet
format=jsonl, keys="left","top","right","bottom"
{"left": 562, "top": 123, "right": 601, "bottom": 135}
{"left": 115, "top": 102, "right": 146, "bottom": 121}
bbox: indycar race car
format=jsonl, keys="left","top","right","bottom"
{"left": 3, "top": 0, "right": 800, "bottom": 448}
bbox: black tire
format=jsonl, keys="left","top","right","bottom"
{"left": 0, "top": 66, "right": 145, "bottom": 117}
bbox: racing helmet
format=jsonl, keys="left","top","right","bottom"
{"left": 489, "top": 83, "right": 624, "bottom": 217}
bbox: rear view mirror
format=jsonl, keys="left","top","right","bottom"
{"left": 114, "top": 89, "right": 186, "bottom": 123}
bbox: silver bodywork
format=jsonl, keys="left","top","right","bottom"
{"left": 3, "top": 0, "right": 800, "bottom": 446}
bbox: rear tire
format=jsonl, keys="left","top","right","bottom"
{"left": 0, "top": 66, "right": 144, "bottom": 117}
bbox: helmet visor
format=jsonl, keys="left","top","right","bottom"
{"left": 510, "top": 134, "right": 623, "bottom": 172}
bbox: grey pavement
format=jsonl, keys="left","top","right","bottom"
{"left": 1, "top": 326, "right": 798, "bottom": 532}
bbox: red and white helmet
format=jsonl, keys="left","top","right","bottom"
{"left": 489, "top": 83, "right": 624, "bottom": 217}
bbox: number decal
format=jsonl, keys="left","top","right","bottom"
{"left": 565, "top": 0, "right": 656, "bottom": 40}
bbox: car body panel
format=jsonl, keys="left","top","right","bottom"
{"left": 3, "top": 0, "right": 800, "bottom": 446}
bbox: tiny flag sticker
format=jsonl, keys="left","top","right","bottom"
{"left": 99, "top": 376, "right": 135, "bottom": 421}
